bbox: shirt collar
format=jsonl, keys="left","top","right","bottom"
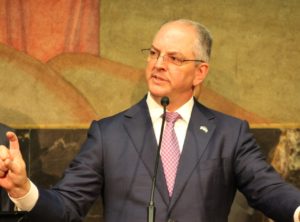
{"left": 146, "top": 92, "right": 194, "bottom": 124}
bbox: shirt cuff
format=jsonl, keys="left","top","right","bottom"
{"left": 294, "top": 206, "right": 300, "bottom": 222}
{"left": 9, "top": 180, "right": 39, "bottom": 211}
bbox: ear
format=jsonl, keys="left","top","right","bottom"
{"left": 193, "top": 62, "right": 209, "bottom": 86}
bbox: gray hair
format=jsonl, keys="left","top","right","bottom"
{"left": 161, "top": 19, "right": 213, "bottom": 62}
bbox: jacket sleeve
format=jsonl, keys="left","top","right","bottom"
{"left": 28, "top": 121, "right": 104, "bottom": 222}
{"left": 234, "top": 121, "right": 300, "bottom": 222}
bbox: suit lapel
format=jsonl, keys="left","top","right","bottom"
{"left": 123, "top": 98, "right": 170, "bottom": 206}
{"left": 169, "top": 100, "right": 216, "bottom": 209}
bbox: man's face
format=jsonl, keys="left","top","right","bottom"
{"left": 145, "top": 22, "right": 207, "bottom": 109}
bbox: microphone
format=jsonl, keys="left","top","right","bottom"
{"left": 147, "top": 96, "right": 169, "bottom": 222}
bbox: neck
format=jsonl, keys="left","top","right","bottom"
{"left": 149, "top": 93, "right": 193, "bottom": 112}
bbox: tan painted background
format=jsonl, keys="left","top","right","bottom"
{"left": 0, "top": 0, "right": 299, "bottom": 128}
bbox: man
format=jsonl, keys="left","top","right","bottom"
{"left": 0, "top": 19, "right": 300, "bottom": 222}
{"left": 0, "top": 123, "right": 14, "bottom": 212}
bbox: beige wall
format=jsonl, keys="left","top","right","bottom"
{"left": 0, "top": 0, "right": 299, "bottom": 128}
{"left": 100, "top": 0, "right": 300, "bottom": 124}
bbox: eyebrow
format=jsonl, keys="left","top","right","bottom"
{"left": 150, "top": 45, "right": 182, "bottom": 55}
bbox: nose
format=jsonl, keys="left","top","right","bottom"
{"left": 154, "top": 54, "right": 167, "bottom": 69}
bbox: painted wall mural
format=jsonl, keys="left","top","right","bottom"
{"left": 1, "top": 0, "right": 299, "bottom": 127}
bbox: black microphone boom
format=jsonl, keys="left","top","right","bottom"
{"left": 147, "top": 96, "right": 169, "bottom": 222}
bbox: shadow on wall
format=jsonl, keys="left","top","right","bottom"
{"left": 0, "top": 105, "right": 36, "bottom": 127}
{"left": 0, "top": 44, "right": 97, "bottom": 127}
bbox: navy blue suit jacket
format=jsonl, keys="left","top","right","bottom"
{"left": 28, "top": 97, "right": 300, "bottom": 222}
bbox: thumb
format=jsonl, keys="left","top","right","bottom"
{"left": 6, "top": 131, "right": 21, "bottom": 158}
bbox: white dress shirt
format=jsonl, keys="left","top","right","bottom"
{"left": 146, "top": 92, "right": 194, "bottom": 153}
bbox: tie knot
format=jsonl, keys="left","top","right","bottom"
{"left": 165, "top": 112, "right": 181, "bottom": 124}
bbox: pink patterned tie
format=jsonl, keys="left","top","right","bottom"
{"left": 161, "top": 112, "right": 181, "bottom": 196}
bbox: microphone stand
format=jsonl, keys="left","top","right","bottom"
{"left": 147, "top": 96, "right": 169, "bottom": 222}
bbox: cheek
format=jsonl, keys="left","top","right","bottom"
{"left": 145, "top": 63, "right": 153, "bottom": 77}
{"left": 168, "top": 66, "right": 187, "bottom": 81}
{"left": 170, "top": 68, "right": 196, "bottom": 86}
{"left": 167, "top": 66, "right": 182, "bottom": 78}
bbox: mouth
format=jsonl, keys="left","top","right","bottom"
{"left": 151, "top": 74, "right": 166, "bottom": 82}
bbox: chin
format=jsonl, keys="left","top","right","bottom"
{"left": 149, "top": 83, "right": 169, "bottom": 94}
{"left": 149, "top": 88, "right": 168, "bottom": 98}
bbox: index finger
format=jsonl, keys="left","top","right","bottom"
{"left": 6, "top": 131, "right": 20, "bottom": 151}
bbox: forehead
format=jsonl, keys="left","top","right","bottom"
{"left": 152, "top": 22, "right": 196, "bottom": 55}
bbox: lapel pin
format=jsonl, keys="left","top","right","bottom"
{"left": 199, "top": 126, "right": 208, "bottom": 133}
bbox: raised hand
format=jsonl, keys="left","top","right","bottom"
{"left": 0, "top": 131, "right": 30, "bottom": 198}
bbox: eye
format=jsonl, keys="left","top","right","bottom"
{"left": 168, "top": 55, "right": 183, "bottom": 64}
{"left": 149, "top": 49, "right": 158, "bottom": 57}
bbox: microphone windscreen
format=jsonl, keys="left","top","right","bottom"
{"left": 160, "top": 96, "right": 169, "bottom": 107}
